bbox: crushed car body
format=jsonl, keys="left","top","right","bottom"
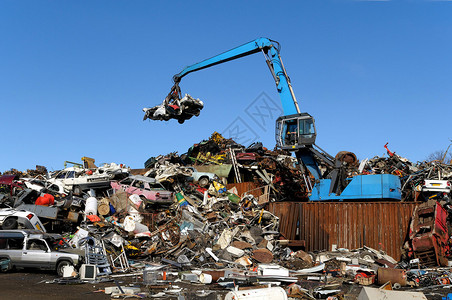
{"left": 143, "top": 93, "right": 203, "bottom": 124}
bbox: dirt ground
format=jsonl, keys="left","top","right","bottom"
{"left": 0, "top": 269, "right": 132, "bottom": 300}
{"left": 1, "top": 268, "right": 452, "bottom": 300}
{"left": 0, "top": 268, "right": 224, "bottom": 300}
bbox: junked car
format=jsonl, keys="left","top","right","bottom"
{"left": 422, "top": 180, "right": 451, "bottom": 193}
{"left": 21, "top": 177, "right": 66, "bottom": 196}
{"left": 0, "top": 175, "right": 23, "bottom": 196}
{"left": 143, "top": 93, "right": 204, "bottom": 124}
{"left": 0, "top": 208, "right": 46, "bottom": 232}
{"left": 0, "top": 230, "right": 83, "bottom": 276}
{"left": 186, "top": 167, "right": 219, "bottom": 187}
{"left": 47, "top": 167, "right": 111, "bottom": 195}
{"left": 110, "top": 175, "right": 173, "bottom": 204}
{"left": 47, "top": 163, "right": 130, "bottom": 195}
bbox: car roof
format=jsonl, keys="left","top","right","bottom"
{"left": 0, "top": 229, "right": 60, "bottom": 238}
{"left": 127, "top": 175, "right": 158, "bottom": 184}
{"left": 0, "top": 229, "right": 41, "bottom": 235}
{"left": 0, "top": 208, "right": 33, "bottom": 215}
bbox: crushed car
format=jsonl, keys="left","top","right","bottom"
{"left": 186, "top": 166, "right": 219, "bottom": 187}
{"left": 110, "top": 175, "right": 173, "bottom": 204}
{"left": 0, "top": 208, "right": 46, "bottom": 232}
{"left": 47, "top": 163, "right": 129, "bottom": 195}
{"left": 143, "top": 92, "right": 203, "bottom": 124}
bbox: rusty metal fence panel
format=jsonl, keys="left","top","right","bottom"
{"left": 226, "top": 182, "right": 262, "bottom": 198}
{"left": 268, "top": 202, "right": 418, "bottom": 260}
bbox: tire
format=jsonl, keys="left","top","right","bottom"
{"left": 198, "top": 177, "right": 210, "bottom": 188}
{"left": 2, "top": 218, "right": 18, "bottom": 230}
{"left": 0, "top": 258, "right": 11, "bottom": 272}
{"left": 56, "top": 260, "right": 73, "bottom": 277}
{"left": 359, "top": 251, "right": 375, "bottom": 262}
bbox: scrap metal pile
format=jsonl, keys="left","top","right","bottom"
{"left": 356, "top": 144, "right": 452, "bottom": 202}
{"left": 0, "top": 134, "right": 452, "bottom": 299}
{"left": 312, "top": 143, "right": 452, "bottom": 202}
{"left": 143, "top": 131, "right": 310, "bottom": 202}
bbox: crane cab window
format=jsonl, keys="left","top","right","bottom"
{"left": 299, "top": 119, "right": 314, "bottom": 139}
{"left": 284, "top": 120, "right": 298, "bottom": 146}
{"left": 276, "top": 114, "right": 316, "bottom": 149}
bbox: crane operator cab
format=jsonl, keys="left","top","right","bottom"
{"left": 276, "top": 113, "right": 316, "bottom": 150}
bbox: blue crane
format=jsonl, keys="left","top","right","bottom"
{"left": 143, "top": 37, "right": 401, "bottom": 201}
{"left": 173, "top": 38, "right": 300, "bottom": 115}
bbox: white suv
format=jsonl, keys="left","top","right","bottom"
{"left": 0, "top": 230, "right": 83, "bottom": 276}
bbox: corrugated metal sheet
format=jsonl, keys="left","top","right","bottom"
{"left": 226, "top": 182, "right": 263, "bottom": 198}
{"left": 268, "top": 202, "right": 418, "bottom": 260}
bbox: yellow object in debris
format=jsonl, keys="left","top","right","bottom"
{"left": 124, "top": 244, "right": 141, "bottom": 257}
{"left": 258, "top": 209, "right": 264, "bottom": 224}
{"left": 213, "top": 181, "right": 227, "bottom": 193}
{"left": 81, "top": 156, "right": 97, "bottom": 168}
{"left": 210, "top": 131, "right": 224, "bottom": 144}
{"left": 193, "top": 152, "right": 226, "bottom": 165}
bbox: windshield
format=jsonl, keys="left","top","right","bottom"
{"left": 44, "top": 236, "right": 71, "bottom": 251}
{"left": 299, "top": 119, "right": 314, "bottom": 136}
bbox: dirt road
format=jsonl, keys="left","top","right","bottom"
{"left": 0, "top": 269, "right": 133, "bottom": 300}
{"left": 0, "top": 269, "right": 221, "bottom": 300}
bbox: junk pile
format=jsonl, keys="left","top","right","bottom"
{"left": 356, "top": 144, "right": 452, "bottom": 202}
{"left": 0, "top": 134, "right": 452, "bottom": 299}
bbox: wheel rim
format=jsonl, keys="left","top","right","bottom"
{"left": 199, "top": 178, "right": 209, "bottom": 187}
{"left": 0, "top": 258, "right": 10, "bottom": 272}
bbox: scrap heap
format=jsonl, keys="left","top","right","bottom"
{"left": 144, "top": 132, "right": 310, "bottom": 202}
{"left": 358, "top": 144, "right": 452, "bottom": 202}
{"left": 0, "top": 134, "right": 452, "bottom": 299}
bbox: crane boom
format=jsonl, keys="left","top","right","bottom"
{"left": 173, "top": 38, "right": 300, "bottom": 115}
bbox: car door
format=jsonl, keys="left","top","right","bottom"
{"left": 21, "top": 239, "right": 51, "bottom": 269}
{"left": 123, "top": 179, "right": 144, "bottom": 198}
{"left": 62, "top": 171, "right": 76, "bottom": 190}
{"left": 5, "top": 236, "right": 25, "bottom": 268}
{"left": 141, "top": 182, "right": 155, "bottom": 200}
{"left": 117, "top": 178, "right": 133, "bottom": 193}
{"left": 128, "top": 179, "right": 142, "bottom": 195}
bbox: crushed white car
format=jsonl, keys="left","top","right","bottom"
{"left": 47, "top": 163, "right": 130, "bottom": 194}
{"left": 0, "top": 208, "right": 46, "bottom": 232}
{"left": 422, "top": 180, "right": 451, "bottom": 193}
{"left": 21, "top": 177, "right": 66, "bottom": 195}
{"left": 143, "top": 94, "right": 204, "bottom": 124}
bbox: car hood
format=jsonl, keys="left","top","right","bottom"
{"left": 58, "top": 248, "right": 85, "bottom": 257}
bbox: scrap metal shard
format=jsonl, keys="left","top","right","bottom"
{"left": 252, "top": 248, "right": 274, "bottom": 263}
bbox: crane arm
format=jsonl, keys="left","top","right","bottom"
{"left": 172, "top": 37, "right": 300, "bottom": 115}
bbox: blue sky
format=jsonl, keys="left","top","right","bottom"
{"left": 0, "top": 1, "right": 451, "bottom": 172}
